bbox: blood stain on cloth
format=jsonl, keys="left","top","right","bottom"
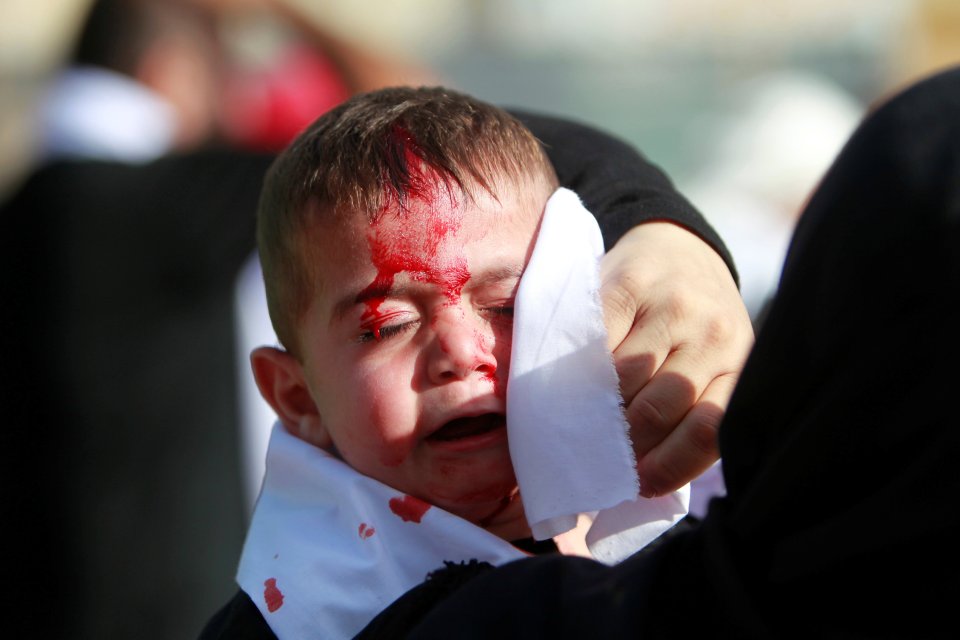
{"left": 358, "top": 522, "right": 376, "bottom": 539}
{"left": 263, "top": 578, "right": 285, "bottom": 612}
{"left": 389, "top": 495, "right": 431, "bottom": 523}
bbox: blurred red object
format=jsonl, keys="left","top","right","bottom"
{"left": 222, "top": 44, "right": 351, "bottom": 151}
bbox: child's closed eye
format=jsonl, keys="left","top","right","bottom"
{"left": 358, "top": 322, "right": 416, "bottom": 343}
{"left": 480, "top": 302, "right": 515, "bottom": 326}
{"left": 483, "top": 305, "right": 514, "bottom": 318}
{"left": 358, "top": 311, "right": 419, "bottom": 343}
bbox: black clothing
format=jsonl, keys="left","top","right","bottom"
{"left": 200, "top": 562, "right": 499, "bottom": 640}
{"left": 200, "top": 590, "right": 277, "bottom": 640}
{"left": 0, "top": 113, "right": 729, "bottom": 640}
{"left": 2, "top": 148, "right": 273, "bottom": 640}
{"left": 512, "top": 110, "right": 734, "bottom": 269}
{"left": 508, "top": 537, "right": 560, "bottom": 555}
{"left": 398, "top": 67, "right": 960, "bottom": 639}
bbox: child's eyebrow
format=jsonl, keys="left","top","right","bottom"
{"left": 331, "top": 282, "right": 409, "bottom": 323}
{"left": 467, "top": 265, "right": 525, "bottom": 291}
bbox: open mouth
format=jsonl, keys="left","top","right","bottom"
{"left": 428, "top": 413, "right": 506, "bottom": 442}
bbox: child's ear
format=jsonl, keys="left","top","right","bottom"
{"left": 250, "top": 346, "right": 332, "bottom": 450}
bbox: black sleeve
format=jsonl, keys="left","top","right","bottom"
{"left": 511, "top": 110, "right": 738, "bottom": 285}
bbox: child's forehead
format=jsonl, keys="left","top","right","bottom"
{"left": 301, "top": 171, "right": 551, "bottom": 268}
{"left": 304, "top": 180, "right": 548, "bottom": 316}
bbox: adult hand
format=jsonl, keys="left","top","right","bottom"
{"left": 600, "top": 222, "right": 754, "bottom": 497}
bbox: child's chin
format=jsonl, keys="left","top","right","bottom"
{"left": 479, "top": 497, "right": 530, "bottom": 542}
{"left": 436, "top": 484, "right": 529, "bottom": 540}
{"left": 423, "top": 463, "right": 521, "bottom": 526}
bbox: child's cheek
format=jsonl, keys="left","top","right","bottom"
{"left": 355, "top": 362, "right": 418, "bottom": 468}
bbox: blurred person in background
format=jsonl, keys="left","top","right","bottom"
{"left": 1, "top": 0, "right": 755, "bottom": 638}
{"left": 182, "top": 0, "right": 438, "bottom": 153}
{"left": 1, "top": 1, "right": 273, "bottom": 637}
{"left": 683, "top": 71, "right": 863, "bottom": 330}
{"left": 0, "top": 0, "right": 435, "bottom": 637}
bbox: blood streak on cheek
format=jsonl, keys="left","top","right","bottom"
{"left": 473, "top": 328, "right": 502, "bottom": 395}
{"left": 486, "top": 369, "right": 502, "bottom": 398}
{"left": 474, "top": 328, "right": 491, "bottom": 356}
{"left": 454, "top": 480, "right": 518, "bottom": 504}
{"left": 380, "top": 450, "right": 406, "bottom": 467}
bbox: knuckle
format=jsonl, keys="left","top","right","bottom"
{"left": 637, "top": 404, "right": 724, "bottom": 497}
{"left": 615, "top": 353, "right": 658, "bottom": 398}
{"left": 601, "top": 279, "right": 641, "bottom": 325}
{"left": 627, "top": 395, "right": 671, "bottom": 437}
{"left": 659, "top": 288, "right": 692, "bottom": 321}
{"left": 702, "top": 313, "right": 734, "bottom": 346}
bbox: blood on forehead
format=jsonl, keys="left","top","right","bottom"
{"left": 377, "top": 125, "right": 455, "bottom": 213}
{"left": 357, "top": 128, "right": 472, "bottom": 337}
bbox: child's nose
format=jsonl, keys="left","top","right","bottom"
{"left": 427, "top": 309, "right": 497, "bottom": 383}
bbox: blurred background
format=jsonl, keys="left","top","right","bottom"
{"left": 3, "top": 0, "right": 960, "bottom": 314}
{"left": 2, "top": 1, "right": 959, "bottom": 638}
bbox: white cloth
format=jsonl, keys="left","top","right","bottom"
{"left": 509, "top": 188, "right": 689, "bottom": 563}
{"left": 237, "top": 424, "right": 528, "bottom": 640}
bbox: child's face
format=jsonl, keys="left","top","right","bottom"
{"left": 295, "top": 179, "right": 551, "bottom": 536}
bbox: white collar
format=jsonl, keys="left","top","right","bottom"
{"left": 38, "top": 66, "right": 177, "bottom": 163}
{"left": 237, "top": 424, "right": 527, "bottom": 639}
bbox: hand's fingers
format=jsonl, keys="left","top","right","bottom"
{"left": 600, "top": 270, "right": 649, "bottom": 353}
{"left": 620, "top": 308, "right": 742, "bottom": 457}
{"left": 597, "top": 221, "right": 754, "bottom": 496}
{"left": 635, "top": 372, "right": 738, "bottom": 497}
{"left": 610, "top": 316, "right": 671, "bottom": 404}
{"left": 622, "top": 360, "right": 701, "bottom": 461}
{"left": 613, "top": 343, "right": 667, "bottom": 416}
